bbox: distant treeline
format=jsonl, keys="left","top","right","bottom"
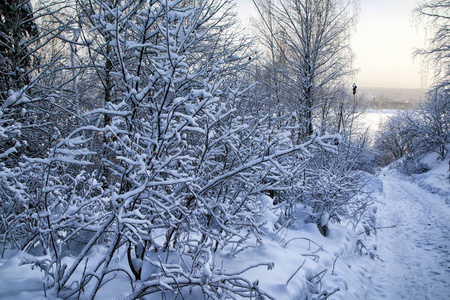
{"left": 359, "top": 87, "right": 424, "bottom": 110}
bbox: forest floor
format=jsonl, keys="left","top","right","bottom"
{"left": 364, "top": 157, "right": 450, "bottom": 299}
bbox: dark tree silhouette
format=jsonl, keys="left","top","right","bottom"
{"left": 0, "top": 0, "right": 39, "bottom": 101}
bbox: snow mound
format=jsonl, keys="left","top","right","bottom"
{"left": 411, "top": 151, "right": 450, "bottom": 204}
{"left": 212, "top": 220, "right": 375, "bottom": 300}
{"left": 0, "top": 202, "right": 378, "bottom": 300}
{"left": 360, "top": 171, "right": 383, "bottom": 194}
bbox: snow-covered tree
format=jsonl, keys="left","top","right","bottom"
{"left": 414, "top": 0, "right": 449, "bottom": 159}
{"left": 250, "top": 0, "right": 373, "bottom": 237}
{"left": 376, "top": 0, "right": 450, "bottom": 164}
{"left": 414, "top": 0, "right": 449, "bottom": 81}
{"left": 0, "top": 0, "right": 378, "bottom": 298}
{"left": 0, "top": 0, "right": 83, "bottom": 255}
{"left": 0, "top": 0, "right": 39, "bottom": 96}
{"left": 1, "top": 1, "right": 340, "bottom": 298}
{"left": 421, "top": 82, "right": 450, "bottom": 159}
{"left": 253, "top": 0, "right": 358, "bottom": 139}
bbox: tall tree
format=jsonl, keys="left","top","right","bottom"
{"left": 414, "top": 0, "right": 449, "bottom": 159}
{"left": 254, "top": 0, "right": 357, "bottom": 138}
{"left": 0, "top": 0, "right": 39, "bottom": 99}
{"left": 414, "top": 0, "right": 449, "bottom": 81}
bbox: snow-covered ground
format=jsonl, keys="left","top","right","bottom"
{"left": 365, "top": 166, "right": 450, "bottom": 299}
{"left": 0, "top": 153, "right": 449, "bottom": 299}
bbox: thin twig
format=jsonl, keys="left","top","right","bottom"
{"left": 286, "top": 259, "right": 306, "bottom": 286}
{"left": 308, "top": 269, "right": 327, "bottom": 282}
{"left": 282, "top": 237, "right": 324, "bottom": 251}
{"left": 319, "top": 287, "right": 340, "bottom": 299}
{"left": 357, "top": 225, "right": 396, "bottom": 235}
{"left": 331, "top": 255, "right": 338, "bottom": 275}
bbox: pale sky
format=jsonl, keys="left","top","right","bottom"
{"left": 235, "top": 0, "right": 427, "bottom": 89}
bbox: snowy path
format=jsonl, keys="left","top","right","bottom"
{"left": 365, "top": 169, "right": 450, "bottom": 299}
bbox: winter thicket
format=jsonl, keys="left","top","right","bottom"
{"left": 251, "top": 0, "right": 375, "bottom": 228}
{"left": 0, "top": 0, "right": 375, "bottom": 299}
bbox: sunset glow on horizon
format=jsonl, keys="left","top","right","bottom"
{"left": 235, "top": 0, "right": 428, "bottom": 90}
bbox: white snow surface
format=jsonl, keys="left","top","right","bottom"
{"left": 412, "top": 151, "right": 450, "bottom": 203}
{"left": 364, "top": 165, "right": 450, "bottom": 299}
{"left": 360, "top": 109, "right": 398, "bottom": 132}
{"left": 0, "top": 156, "right": 449, "bottom": 299}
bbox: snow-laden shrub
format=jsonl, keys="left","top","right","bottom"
{"left": 394, "top": 155, "right": 430, "bottom": 175}
{"left": 374, "top": 111, "right": 418, "bottom": 165}
{"left": 264, "top": 144, "right": 375, "bottom": 237}
{"left": 0, "top": 1, "right": 340, "bottom": 299}
{"left": 418, "top": 82, "right": 450, "bottom": 159}
{"left": 0, "top": 107, "right": 25, "bottom": 255}
{"left": 375, "top": 82, "right": 449, "bottom": 167}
